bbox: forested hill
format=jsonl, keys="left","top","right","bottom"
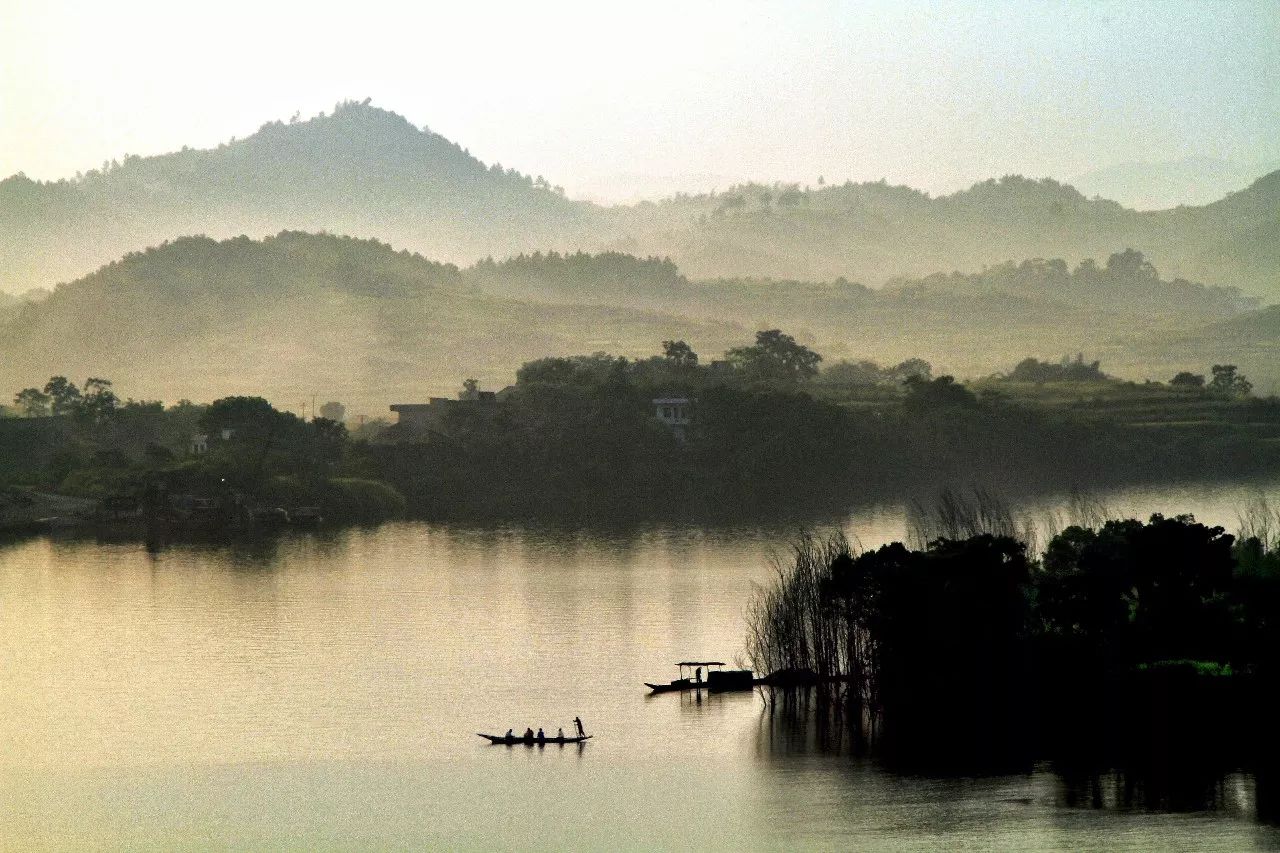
{"left": 0, "top": 233, "right": 745, "bottom": 413}
{"left": 0, "top": 101, "right": 601, "bottom": 293}
{"left": 609, "top": 171, "right": 1280, "bottom": 296}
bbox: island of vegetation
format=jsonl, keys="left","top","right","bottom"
{"left": 744, "top": 491, "right": 1280, "bottom": 793}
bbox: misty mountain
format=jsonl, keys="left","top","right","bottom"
{"left": 612, "top": 173, "right": 1280, "bottom": 297}
{"left": 2, "top": 102, "right": 1277, "bottom": 302}
{"left": 0, "top": 101, "right": 601, "bottom": 294}
{"left": 1071, "top": 157, "right": 1280, "bottom": 211}
{"left": 0, "top": 232, "right": 745, "bottom": 415}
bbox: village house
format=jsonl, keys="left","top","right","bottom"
{"left": 390, "top": 386, "right": 503, "bottom": 433}
{"left": 653, "top": 396, "right": 692, "bottom": 441}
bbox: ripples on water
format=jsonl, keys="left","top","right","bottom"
{"left": 3, "top": 483, "right": 1280, "bottom": 850}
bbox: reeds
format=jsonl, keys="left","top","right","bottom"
{"left": 747, "top": 532, "right": 847, "bottom": 690}
{"left": 1236, "top": 492, "right": 1280, "bottom": 553}
{"left": 907, "top": 486, "right": 1038, "bottom": 552}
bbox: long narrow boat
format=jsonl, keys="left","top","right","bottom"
{"left": 477, "top": 733, "right": 592, "bottom": 745}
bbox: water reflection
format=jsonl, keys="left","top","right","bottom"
{"left": 6, "top": 491, "right": 1280, "bottom": 849}
{"left": 750, "top": 690, "right": 1280, "bottom": 832}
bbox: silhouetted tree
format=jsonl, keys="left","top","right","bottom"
{"left": 319, "top": 401, "right": 346, "bottom": 422}
{"left": 78, "top": 378, "right": 119, "bottom": 422}
{"left": 887, "top": 358, "right": 932, "bottom": 384}
{"left": 1209, "top": 364, "right": 1252, "bottom": 397}
{"left": 13, "top": 387, "right": 50, "bottom": 417}
{"left": 662, "top": 339, "right": 698, "bottom": 368}
{"left": 726, "top": 329, "right": 822, "bottom": 385}
{"left": 1170, "top": 371, "right": 1206, "bottom": 389}
{"left": 1038, "top": 514, "right": 1236, "bottom": 665}
{"left": 42, "top": 376, "right": 81, "bottom": 415}
{"left": 903, "top": 375, "right": 977, "bottom": 411}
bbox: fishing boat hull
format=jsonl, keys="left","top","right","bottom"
{"left": 477, "top": 733, "right": 592, "bottom": 745}
{"left": 644, "top": 679, "right": 696, "bottom": 693}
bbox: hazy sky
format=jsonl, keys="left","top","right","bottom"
{"left": 2, "top": 0, "right": 1277, "bottom": 202}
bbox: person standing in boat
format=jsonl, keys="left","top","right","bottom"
{"left": 696, "top": 666, "right": 703, "bottom": 684}
{"left": 573, "top": 716, "right": 585, "bottom": 737}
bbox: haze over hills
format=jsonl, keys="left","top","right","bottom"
{"left": 1071, "top": 158, "right": 1280, "bottom": 211}
{"left": 2, "top": 230, "right": 1269, "bottom": 412}
{"left": 611, "top": 171, "right": 1280, "bottom": 294}
{"left": 0, "top": 232, "right": 746, "bottom": 415}
{"left": 0, "top": 101, "right": 600, "bottom": 294}
{"left": 2, "top": 102, "right": 1278, "bottom": 301}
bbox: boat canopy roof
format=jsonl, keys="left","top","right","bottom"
{"left": 677, "top": 661, "right": 725, "bottom": 667}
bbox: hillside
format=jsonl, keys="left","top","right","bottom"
{"left": 1, "top": 102, "right": 1277, "bottom": 301}
{"left": 0, "top": 233, "right": 746, "bottom": 416}
{"left": 1, "top": 233, "right": 1260, "bottom": 414}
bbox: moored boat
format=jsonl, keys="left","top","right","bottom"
{"left": 644, "top": 661, "right": 755, "bottom": 693}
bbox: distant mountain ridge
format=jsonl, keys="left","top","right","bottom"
{"left": 0, "top": 101, "right": 598, "bottom": 292}
{"left": 1, "top": 101, "right": 1277, "bottom": 299}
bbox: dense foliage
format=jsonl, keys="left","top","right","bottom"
{"left": 748, "top": 506, "right": 1280, "bottom": 767}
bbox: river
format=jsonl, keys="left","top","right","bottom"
{"left": 3, "top": 481, "right": 1280, "bottom": 850}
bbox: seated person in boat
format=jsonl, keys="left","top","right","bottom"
{"left": 524, "top": 727, "right": 535, "bottom": 739}
{"left": 557, "top": 727, "right": 564, "bottom": 739}
{"left": 536, "top": 727, "right": 545, "bottom": 741}
{"left": 505, "top": 729, "right": 514, "bottom": 739}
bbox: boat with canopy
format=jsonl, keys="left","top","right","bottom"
{"left": 643, "top": 661, "right": 753, "bottom": 693}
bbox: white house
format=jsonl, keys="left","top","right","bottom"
{"left": 653, "top": 397, "right": 691, "bottom": 426}
{"left": 653, "top": 397, "right": 692, "bottom": 442}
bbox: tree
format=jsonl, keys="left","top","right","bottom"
{"left": 821, "top": 359, "right": 885, "bottom": 385}
{"left": 661, "top": 340, "right": 698, "bottom": 368}
{"left": 726, "top": 329, "right": 822, "bottom": 385}
{"left": 79, "top": 377, "right": 119, "bottom": 421}
{"left": 42, "top": 376, "right": 81, "bottom": 415}
{"left": 1170, "top": 371, "right": 1205, "bottom": 389}
{"left": 1039, "top": 515, "right": 1236, "bottom": 664}
{"left": 1105, "top": 248, "right": 1158, "bottom": 282}
{"left": 319, "top": 401, "right": 346, "bottom": 422}
{"left": 1209, "top": 364, "right": 1252, "bottom": 397}
{"left": 200, "top": 396, "right": 287, "bottom": 441}
{"left": 460, "top": 379, "right": 480, "bottom": 400}
{"left": 13, "top": 388, "right": 50, "bottom": 417}
{"left": 887, "top": 358, "right": 932, "bottom": 384}
{"left": 903, "top": 375, "right": 977, "bottom": 411}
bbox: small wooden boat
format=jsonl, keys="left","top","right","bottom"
{"left": 644, "top": 678, "right": 695, "bottom": 694}
{"left": 477, "top": 733, "right": 592, "bottom": 745}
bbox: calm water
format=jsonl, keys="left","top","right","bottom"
{"left": 4, "top": 482, "right": 1280, "bottom": 851}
